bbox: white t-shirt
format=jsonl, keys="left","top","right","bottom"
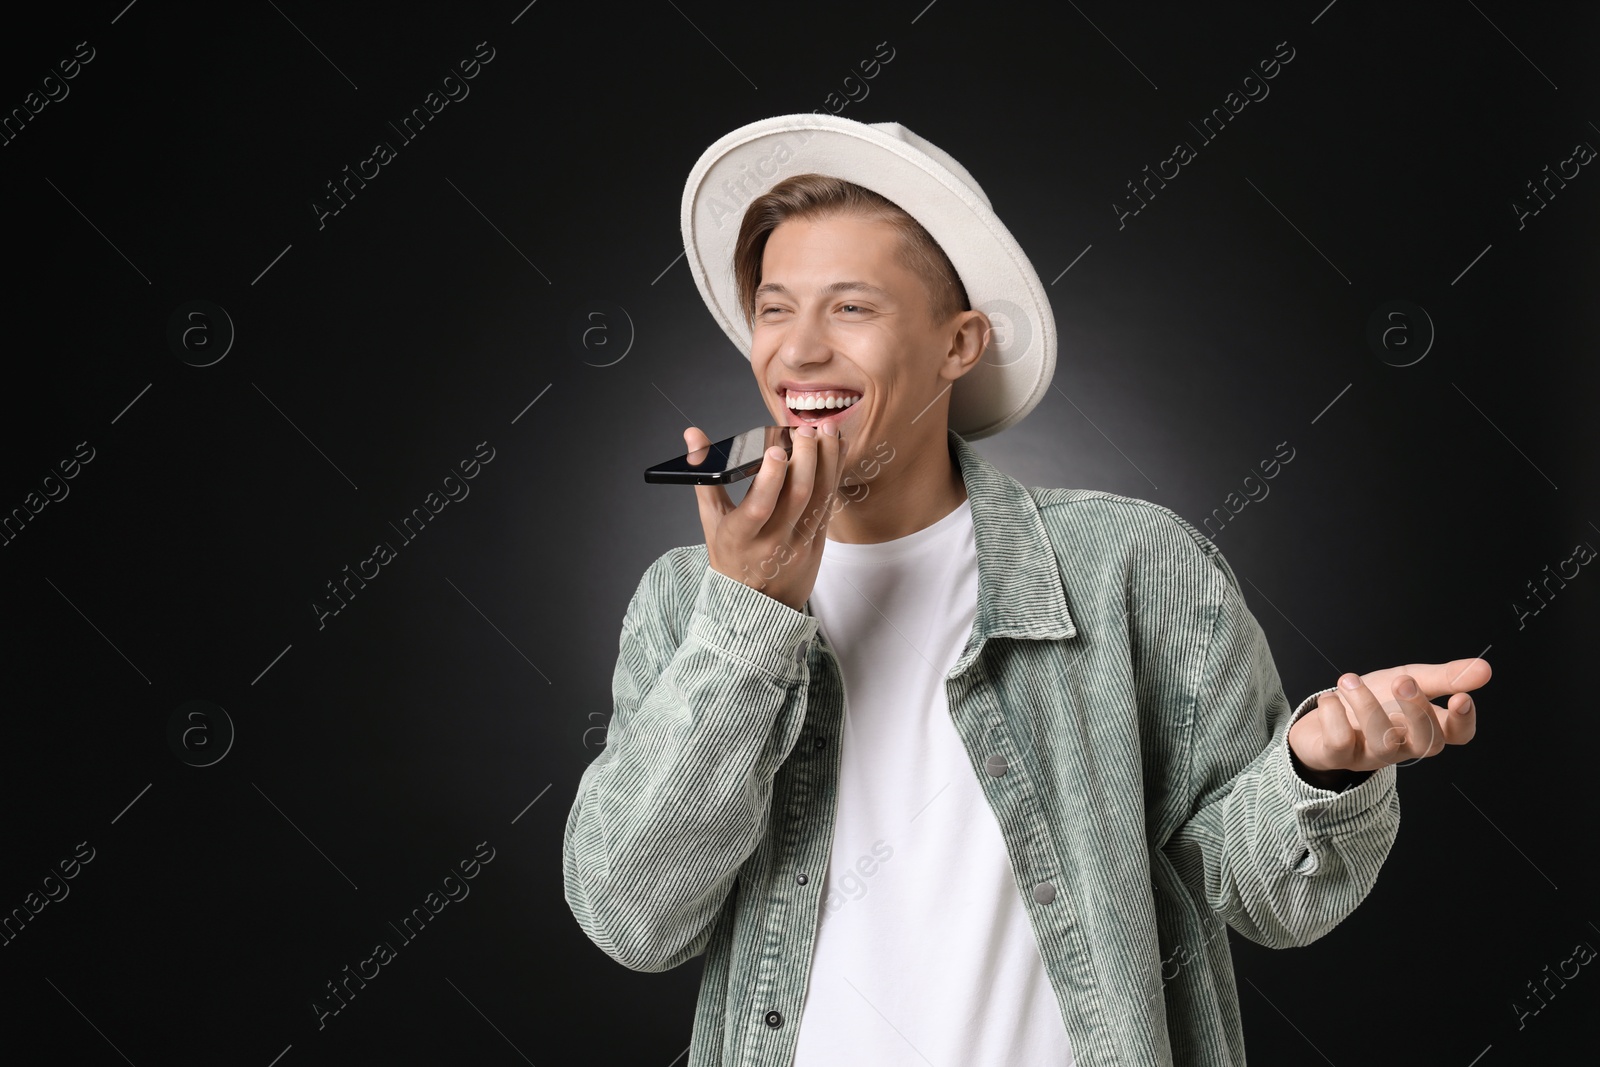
{"left": 791, "top": 497, "right": 1075, "bottom": 1066}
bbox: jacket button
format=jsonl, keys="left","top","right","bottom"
{"left": 1032, "top": 881, "right": 1056, "bottom": 904}
{"left": 796, "top": 873, "right": 808, "bottom": 885}
{"left": 765, "top": 1009, "right": 784, "bottom": 1028}
{"left": 985, "top": 753, "right": 1008, "bottom": 777}
{"left": 814, "top": 736, "right": 826, "bottom": 749}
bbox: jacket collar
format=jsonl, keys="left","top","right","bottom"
{"left": 947, "top": 428, "right": 1077, "bottom": 670}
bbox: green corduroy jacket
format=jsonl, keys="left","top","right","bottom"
{"left": 563, "top": 427, "right": 1399, "bottom": 1066}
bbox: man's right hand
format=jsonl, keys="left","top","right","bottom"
{"left": 686, "top": 422, "right": 843, "bottom": 613}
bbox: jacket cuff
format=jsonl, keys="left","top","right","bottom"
{"left": 688, "top": 565, "right": 819, "bottom": 682}
{"left": 1275, "top": 686, "right": 1398, "bottom": 840}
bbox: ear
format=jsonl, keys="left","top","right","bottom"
{"left": 941, "top": 309, "right": 991, "bottom": 383}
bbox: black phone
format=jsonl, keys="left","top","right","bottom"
{"left": 644, "top": 424, "right": 794, "bottom": 485}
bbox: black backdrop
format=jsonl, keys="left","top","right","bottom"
{"left": 2, "top": 1, "right": 1596, "bottom": 1063}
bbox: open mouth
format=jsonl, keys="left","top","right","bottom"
{"left": 783, "top": 388, "right": 862, "bottom": 426}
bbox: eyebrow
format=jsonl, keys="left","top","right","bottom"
{"left": 753, "top": 280, "right": 893, "bottom": 301}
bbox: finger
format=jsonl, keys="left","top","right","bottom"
{"left": 1440, "top": 690, "right": 1477, "bottom": 745}
{"left": 1314, "top": 689, "right": 1358, "bottom": 767}
{"left": 804, "top": 424, "right": 845, "bottom": 545}
{"left": 1391, "top": 675, "right": 1441, "bottom": 760}
{"left": 1401, "top": 658, "right": 1493, "bottom": 698}
{"left": 1340, "top": 673, "right": 1407, "bottom": 764}
{"left": 727, "top": 428, "right": 794, "bottom": 533}
{"left": 686, "top": 427, "right": 735, "bottom": 541}
{"left": 789, "top": 436, "right": 834, "bottom": 550}
{"left": 1333, "top": 673, "right": 1398, "bottom": 765}
{"left": 765, "top": 424, "right": 818, "bottom": 539}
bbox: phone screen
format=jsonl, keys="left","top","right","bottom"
{"left": 643, "top": 425, "right": 793, "bottom": 485}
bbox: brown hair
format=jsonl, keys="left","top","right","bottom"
{"left": 733, "top": 173, "right": 970, "bottom": 329}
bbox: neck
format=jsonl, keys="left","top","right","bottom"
{"left": 824, "top": 427, "right": 968, "bottom": 544}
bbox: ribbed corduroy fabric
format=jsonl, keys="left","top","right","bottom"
{"left": 563, "top": 428, "right": 1400, "bottom": 1066}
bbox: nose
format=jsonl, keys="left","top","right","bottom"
{"left": 775, "top": 305, "right": 833, "bottom": 370}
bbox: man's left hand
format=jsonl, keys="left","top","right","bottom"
{"left": 1288, "top": 658, "right": 1490, "bottom": 783}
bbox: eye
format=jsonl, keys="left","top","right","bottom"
{"left": 840, "top": 304, "right": 864, "bottom": 313}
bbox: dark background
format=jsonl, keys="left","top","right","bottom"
{"left": 2, "top": 0, "right": 1595, "bottom": 1063}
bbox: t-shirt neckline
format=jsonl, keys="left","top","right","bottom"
{"left": 820, "top": 496, "right": 972, "bottom": 564}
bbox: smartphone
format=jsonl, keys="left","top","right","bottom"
{"left": 644, "top": 424, "right": 794, "bottom": 485}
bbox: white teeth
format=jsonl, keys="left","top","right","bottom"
{"left": 787, "top": 393, "right": 861, "bottom": 411}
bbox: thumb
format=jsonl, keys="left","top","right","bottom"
{"left": 1414, "top": 657, "right": 1493, "bottom": 696}
{"left": 685, "top": 426, "right": 720, "bottom": 474}
{"left": 684, "top": 426, "right": 732, "bottom": 538}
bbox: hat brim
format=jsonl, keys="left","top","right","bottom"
{"left": 680, "top": 113, "right": 1056, "bottom": 441}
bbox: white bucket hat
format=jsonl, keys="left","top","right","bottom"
{"left": 679, "top": 112, "right": 1057, "bottom": 441}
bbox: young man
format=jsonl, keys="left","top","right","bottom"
{"left": 563, "top": 114, "right": 1489, "bottom": 1065}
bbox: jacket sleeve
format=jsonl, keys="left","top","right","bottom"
{"left": 562, "top": 549, "right": 819, "bottom": 972}
{"left": 1160, "top": 544, "right": 1401, "bottom": 950}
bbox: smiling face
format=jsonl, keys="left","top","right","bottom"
{"left": 751, "top": 212, "right": 985, "bottom": 485}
